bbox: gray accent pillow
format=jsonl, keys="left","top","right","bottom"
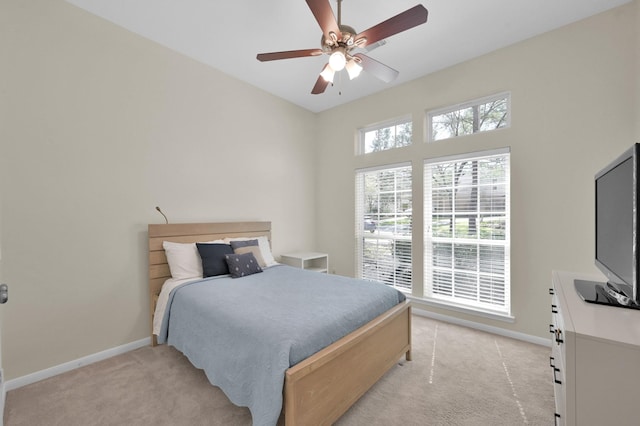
{"left": 229, "top": 239, "right": 259, "bottom": 250}
{"left": 233, "top": 245, "right": 266, "bottom": 267}
{"left": 225, "top": 252, "right": 263, "bottom": 278}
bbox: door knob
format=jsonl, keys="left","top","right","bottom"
{"left": 0, "top": 283, "right": 8, "bottom": 304}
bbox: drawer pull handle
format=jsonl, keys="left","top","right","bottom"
{"left": 549, "top": 356, "right": 555, "bottom": 368}
{"left": 549, "top": 324, "right": 555, "bottom": 334}
{"left": 555, "top": 412, "right": 561, "bottom": 426}
{"left": 551, "top": 304, "right": 558, "bottom": 314}
{"left": 553, "top": 367, "right": 562, "bottom": 385}
{"left": 555, "top": 329, "right": 564, "bottom": 344}
{"left": 549, "top": 288, "right": 555, "bottom": 295}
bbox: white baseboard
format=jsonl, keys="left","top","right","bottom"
{"left": 412, "top": 307, "right": 552, "bottom": 347}
{"left": 5, "top": 337, "right": 151, "bottom": 392}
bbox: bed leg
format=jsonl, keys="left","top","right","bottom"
{"left": 405, "top": 349, "right": 412, "bottom": 361}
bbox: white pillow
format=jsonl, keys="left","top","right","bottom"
{"left": 163, "top": 240, "right": 226, "bottom": 279}
{"left": 224, "top": 236, "right": 277, "bottom": 267}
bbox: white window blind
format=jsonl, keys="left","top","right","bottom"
{"left": 424, "top": 149, "right": 510, "bottom": 314}
{"left": 356, "top": 163, "right": 412, "bottom": 291}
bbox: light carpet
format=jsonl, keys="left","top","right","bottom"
{"left": 4, "top": 315, "right": 555, "bottom": 425}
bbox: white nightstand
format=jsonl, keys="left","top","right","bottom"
{"left": 280, "top": 252, "right": 329, "bottom": 273}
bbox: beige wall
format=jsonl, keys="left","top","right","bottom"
{"left": 315, "top": 3, "right": 638, "bottom": 339}
{"left": 0, "top": 1, "right": 317, "bottom": 380}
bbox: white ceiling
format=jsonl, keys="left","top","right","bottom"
{"left": 66, "top": 0, "right": 630, "bottom": 113}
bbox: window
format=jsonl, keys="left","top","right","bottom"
{"left": 424, "top": 149, "right": 510, "bottom": 314}
{"left": 359, "top": 116, "right": 412, "bottom": 154}
{"left": 356, "top": 164, "right": 412, "bottom": 291}
{"left": 428, "top": 93, "right": 510, "bottom": 142}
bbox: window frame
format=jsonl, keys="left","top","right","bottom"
{"left": 355, "top": 162, "right": 413, "bottom": 292}
{"left": 423, "top": 148, "right": 511, "bottom": 316}
{"left": 357, "top": 114, "right": 413, "bottom": 155}
{"left": 426, "top": 92, "right": 511, "bottom": 143}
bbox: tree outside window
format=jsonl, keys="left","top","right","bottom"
{"left": 429, "top": 94, "right": 509, "bottom": 142}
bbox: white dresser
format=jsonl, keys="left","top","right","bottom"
{"left": 550, "top": 271, "right": 640, "bottom": 425}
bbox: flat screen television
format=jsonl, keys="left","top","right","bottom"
{"left": 576, "top": 143, "right": 640, "bottom": 309}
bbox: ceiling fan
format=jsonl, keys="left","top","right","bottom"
{"left": 256, "top": 0, "right": 428, "bottom": 95}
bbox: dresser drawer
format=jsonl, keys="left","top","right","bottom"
{"left": 549, "top": 286, "right": 566, "bottom": 425}
{"left": 550, "top": 351, "right": 565, "bottom": 425}
{"left": 550, "top": 288, "right": 566, "bottom": 366}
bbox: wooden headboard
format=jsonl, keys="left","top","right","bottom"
{"left": 148, "top": 221, "right": 271, "bottom": 344}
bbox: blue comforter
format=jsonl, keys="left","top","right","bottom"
{"left": 157, "top": 264, "right": 406, "bottom": 426}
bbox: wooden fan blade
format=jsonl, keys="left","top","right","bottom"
{"left": 306, "top": 0, "right": 341, "bottom": 41}
{"left": 257, "top": 49, "right": 323, "bottom": 62}
{"left": 355, "top": 5, "right": 428, "bottom": 48}
{"left": 311, "top": 65, "right": 331, "bottom": 94}
{"left": 354, "top": 53, "right": 399, "bottom": 83}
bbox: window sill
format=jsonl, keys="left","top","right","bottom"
{"left": 407, "top": 295, "right": 515, "bottom": 323}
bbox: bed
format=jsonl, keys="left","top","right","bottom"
{"left": 148, "top": 221, "right": 412, "bottom": 426}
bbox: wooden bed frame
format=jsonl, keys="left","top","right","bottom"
{"left": 148, "top": 221, "right": 412, "bottom": 425}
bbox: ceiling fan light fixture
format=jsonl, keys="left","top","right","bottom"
{"left": 346, "top": 59, "right": 362, "bottom": 80}
{"left": 256, "top": 1, "right": 429, "bottom": 96}
{"left": 354, "top": 37, "right": 367, "bottom": 47}
{"left": 329, "top": 48, "right": 346, "bottom": 71}
{"left": 324, "top": 31, "right": 338, "bottom": 47}
{"left": 319, "top": 64, "right": 335, "bottom": 83}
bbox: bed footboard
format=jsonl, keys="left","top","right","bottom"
{"left": 284, "top": 300, "right": 411, "bottom": 425}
